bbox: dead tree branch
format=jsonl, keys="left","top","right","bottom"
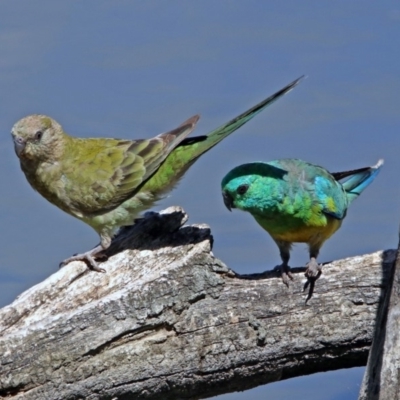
{"left": 0, "top": 207, "right": 394, "bottom": 400}
{"left": 359, "top": 236, "right": 400, "bottom": 400}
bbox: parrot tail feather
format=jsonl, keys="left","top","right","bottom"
{"left": 338, "top": 159, "right": 384, "bottom": 204}
{"left": 180, "top": 75, "right": 305, "bottom": 161}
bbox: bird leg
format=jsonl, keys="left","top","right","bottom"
{"left": 303, "top": 250, "right": 323, "bottom": 303}
{"left": 274, "top": 241, "right": 293, "bottom": 287}
{"left": 59, "top": 244, "right": 107, "bottom": 272}
{"left": 304, "top": 257, "right": 322, "bottom": 279}
{"left": 278, "top": 262, "right": 294, "bottom": 287}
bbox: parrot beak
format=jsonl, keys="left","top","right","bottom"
{"left": 222, "top": 191, "right": 234, "bottom": 212}
{"left": 13, "top": 136, "right": 26, "bottom": 157}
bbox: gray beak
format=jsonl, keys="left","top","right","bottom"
{"left": 222, "top": 191, "right": 234, "bottom": 212}
{"left": 13, "top": 136, "right": 26, "bottom": 157}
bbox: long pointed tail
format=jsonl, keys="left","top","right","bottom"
{"left": 333, "top": 159, "right": 384, "bottom": 204}
{"left": 142, "top": 76, "right": 304, "bottom": 197}
{"left": 179, "top": 75, "right": 305, "bottom": 161}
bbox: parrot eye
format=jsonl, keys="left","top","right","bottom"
{"left": 237, "top": 184, "right": 249, "bottom": 195}
{"left": 34, "top": 131, "right": 43, "bottom": 141}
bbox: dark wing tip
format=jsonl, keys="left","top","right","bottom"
{"left": 158, "top": 114, "right": 200, "bottom": 141}
{"left": 179, "top": 114, "right": 200, "bottom": 128}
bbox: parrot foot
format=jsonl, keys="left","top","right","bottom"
{"left": 274, "top": 264, "right": 294, "bottom": 287}
{"left": 303, "top": 258, "right": 322, "bottom": 303}
{"left": 305, "top": 257, "right": 321, "bottom": 279}
{"left": 59, "top": 245, "right": 107, "bottom": 272}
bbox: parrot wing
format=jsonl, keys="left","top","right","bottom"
{"left": 65, "top": 115, "right": 199, "bottom": 215}
{"left": 313, "top": 174, "right": 347, "bottom": 220}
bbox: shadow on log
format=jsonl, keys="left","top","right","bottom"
{"left": 0, "top": 206, "right": 395, "bottom": 400}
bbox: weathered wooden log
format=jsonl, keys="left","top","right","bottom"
{"left": 359, "top": 235, "right": 400, "bottom": 400}
{"left": 0, "top": 206, "right": 395, "bottom": 400}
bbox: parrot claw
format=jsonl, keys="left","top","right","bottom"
{"left": 303, "top": 258, "right": 322, "bottom": 303}
{"left": 304, "top": 257, "right": 321, "bottom": 279}
{"left": 59, "top": 245, "right": 107, "bottom": 272}
{"left": 274, "top": 264, "right": 294, "bottom": 287}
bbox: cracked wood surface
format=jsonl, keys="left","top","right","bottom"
{"left": 359, "top": 235, "right": 400, "bottom": 400}
{"left": 0, "top": 206, "right": 395, "bottom": 400}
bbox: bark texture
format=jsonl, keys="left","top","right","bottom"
{"left": 0, "top": 207, "right": 395, "bottom": 400}
{"left": 359, "top": 236, "right": 400, "bottom": 400}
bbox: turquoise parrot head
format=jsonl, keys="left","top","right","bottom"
{"left": 221, "top": 162, "right": 286, "bottom": 213}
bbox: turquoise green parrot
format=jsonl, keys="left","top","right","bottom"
{"left": 221, "top": 158, "right": 383, "bottom": 300}
{"left": 11, "top": 76, "right": 303, "bottom": 271}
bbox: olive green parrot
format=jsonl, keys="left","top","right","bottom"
{"left": 11, "top": 76, "right": 303, "bottom": 271}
